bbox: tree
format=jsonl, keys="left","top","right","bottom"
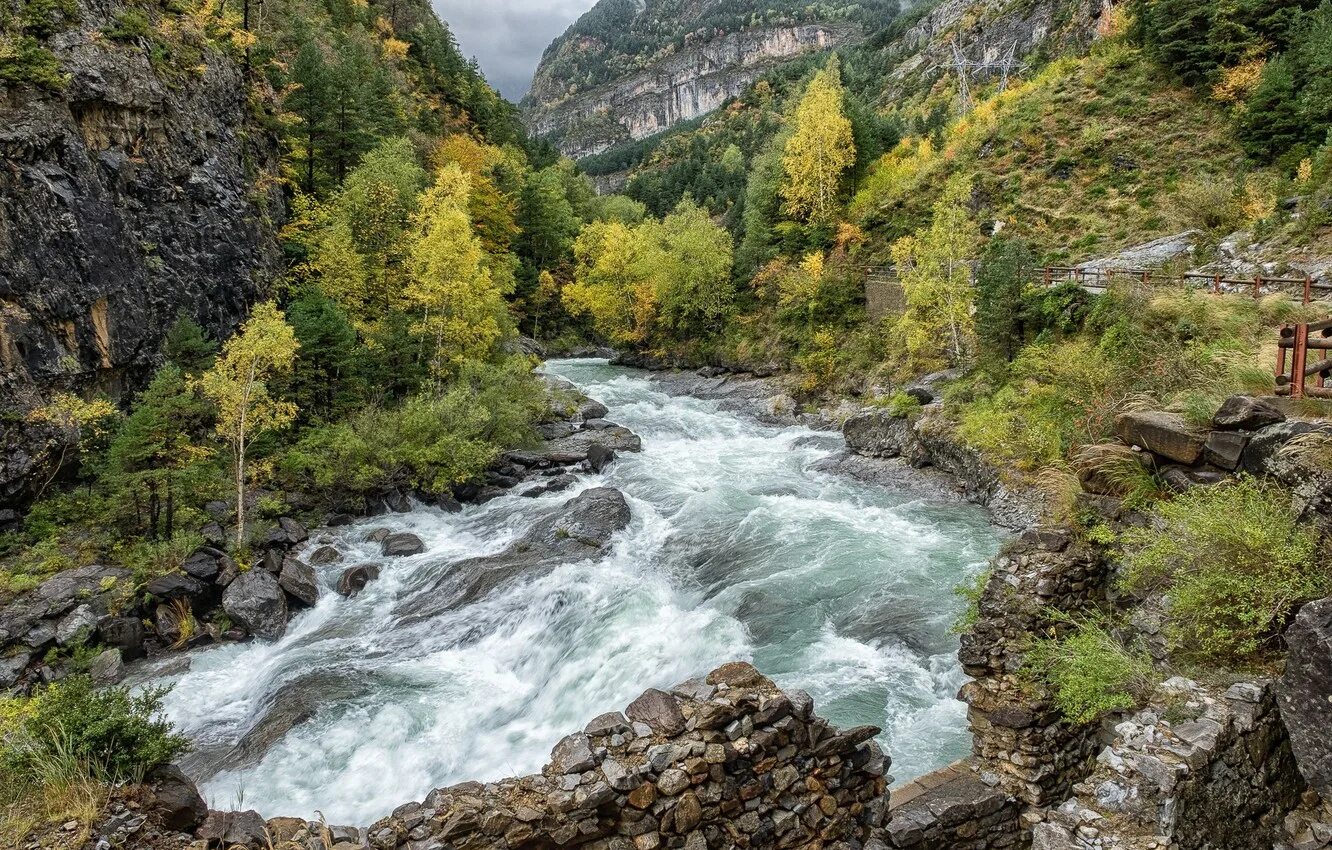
{"left": 286, "top": 36, "right": 332, "bottom": 195}
{"left": 563, "top": 220, "right": 655, "bottom": 345}
{"left": 975, "top": 237, "right": 1036, "bottom": 362}
{"left": 198, "top": 303, "right": 299, "bottom": 547}
{"left": 102, "top": 365, "right": 213, "bottom": 540}
{"left": 649, "top": 200, "right": 736, "bottom": 339}
{"left": 780, "top": 60, "right": 856, "bottom": 224}
{"left": 282, "top": 288, "right": 366, "bottom": 423}
{"left": 163, "top": 314, "right": 217, "bottom": 374}
{"left": 25, "top": 393, "right": 118, "bottom": 498}
{"left": 889, "top": 175, "right": 977, "bottom": 374}
{"left": 405, "top": 164, "right": 506, "bottom": 375}
{"left": 516, "top": 165, "right": 580, "bottom": 272}
{"left": 737, "top": 131, "right": 789, "bottom": 281}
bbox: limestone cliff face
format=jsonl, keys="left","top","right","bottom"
{"left": 0, "top": 0, "right": 284, "bottom": 508}
{"left": 526, "top": 17, "right": 859, "bottom": 159}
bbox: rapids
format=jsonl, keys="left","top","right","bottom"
{"left": 151, "top": 359, "right": 1003, "bottom": 824}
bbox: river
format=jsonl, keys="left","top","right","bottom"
{"left": 152, "top": 360, "right": 1003, "bottom": 824}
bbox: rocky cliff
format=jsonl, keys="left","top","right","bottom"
{"left": 524, "top": 0, "right": 883, "bottom": 158}
{"left": 0, "top": 0, "right": 284, "bottom": 509}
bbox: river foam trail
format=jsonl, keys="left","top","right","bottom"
{"left": 151, "top": 359, "right": 1002, "bottom": 824}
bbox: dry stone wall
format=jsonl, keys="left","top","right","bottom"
{"left": 203, "top": 662, "right": 889, "bottom": 850}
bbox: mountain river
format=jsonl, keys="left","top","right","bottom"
{"left": 148, "top": 359, "right": 1003, "bottom": 824}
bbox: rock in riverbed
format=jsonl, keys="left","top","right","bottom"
{"left": 396, "top": 488, "right": 630, "bottom": 622}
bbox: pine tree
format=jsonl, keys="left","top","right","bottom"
{"left": 975, "top": 237, "right": 1035, "bottom": 362}
{"left": 103, "top": 365, "right": 213, "bottom": 540}
{"left": 780, "top": 60, "right": 856, "bottom": 224}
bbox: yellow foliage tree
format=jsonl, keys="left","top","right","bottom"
{"left": 26, "top": 394, "right": 119, "bottom": 499}
{"left": 405, "top": 163, "right": 506, "bottom": 375}
{"left": 889, "top": 175, "right": 977, "bottom": 374}
{"left": 562, "top": 220, "right": 656, "bottom": 345}
{"left": 780, "top": 61, "right": 856, "bottom": 223}
{"left": 198, "top": 302, "right": 299, "bottom": 546}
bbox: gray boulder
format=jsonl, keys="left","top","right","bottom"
{"left": 56, "top": 604, "right": 98, "bottom": 646}
{"left": 397, "top": 488, "right": 630, "bottom": 622}
{"left": 88, "top": 648, "right": 124, "bottom": 684}
{"left": 147, "top": 764, "right": 207, "bottom": 832}
{"left": 1279, "top": 597, "right": 1332, "bottom": 797}
{"left": 842, "top": 410, "right": 928, "bottom": 465}
{"left": 222, "top": 570, "right": 288, "bottom": 640}
{"left": 98, "top": 616, "right": 146, "bottom": 660}
{"left": 587, "top": 444, "right": 616, "bottom": 473}
{"left": 307, "top": 545, "right": 341, "bottom": 566}
{"left": 626, "top": 688, "right": 685, "bottom": 735}
{"left": 145, "top": 573, "right": 208, "bottom": 601}
{"left": 278, "top": 558, "right": 318, "bottom": 607}
{"left": 198, "top": 809, "right": 268, "bottom": 848}
{"left": 181, "top": 547, "right": 228, "bottom": 582}
{"left": 1114, "top": 411, "right": 1206, "bottom": 465}
{"left": 1213, "top": 395, "right": 1285, "bottom": 430}
{"left": 381, "top": 532, "right": 425, "bottom": 557}
{"left": 1242, "top": 421, "right": 1332, "bottom": 477}
{"left": 336, "top": 564, "right": 381, "bottom": 598}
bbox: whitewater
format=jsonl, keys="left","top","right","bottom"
{"left": 149, "top": 359, "right": 1002, "bottom": 824}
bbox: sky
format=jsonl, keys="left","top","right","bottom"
{"left": 433, "top": 0, "right": 600, "bottom": 101}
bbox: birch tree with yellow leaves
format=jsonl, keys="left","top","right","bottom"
{"left": 781, "top": 60, "right": 856, "bottom": 224}
{"left": 198, "top": 302, "right": 300, "bottom": 546}
{"left": 405, "top": 163, "right": 507, "bottom": 377}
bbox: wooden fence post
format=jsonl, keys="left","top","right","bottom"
{"left": 1292, "top": 323, "right": 1309, "bottom": 400}
{"left": 1305, "top": 276, "right": 1313, "bottom": 305}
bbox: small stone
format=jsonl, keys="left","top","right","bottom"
{"left": 626, "top": 688, "right": 685, "bottom": 735}
{"left": 657, "top": 768, "right": 689, "bottom": 796}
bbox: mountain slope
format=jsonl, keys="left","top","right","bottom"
{"left": 524, "top": 0, "right": 897, "bottom": 158}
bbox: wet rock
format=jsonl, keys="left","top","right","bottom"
{"left": 307, "top": 545, "right": 341, "bottom": 566}
{"left": 147, "top": 764, "right": 207, "bottom": 832}
{"left": 222, "top": 570, "right": 288, "bottom": 640}
{"left": 1280, "top": 596, "right": 1332, "bottom": 797}
{"left": 587, "top": 444, "right": 616, "bottom": 473}
{"left": 626, "top": 688, "right": 686, "bottom": 735}
{"left": 387, "top": 490, "right": 413, "bottom": 513}
{"left": 397, "top": 488, "right": 630, "bottom": 621}
{"left": 537, "top": 427, "right": 642, "bottom": 465}
{"left": 181, "top": 547, "right": 229, "bottom": 582}
{"left": 88, "top": 648, "right": 123, "bottom": 684}
{"left": 198, "top": 809, "right": 268, "bottom": 847}
{"left": 261, "top": 517, "right": 308, "bottom": 549}
{"left": 1114, "top": 411, "right": 1206, "bottom": 465}
{"left": 97, "top": 616, "right": 146, "bottom": 660}
{"left": 337, "top": 564, "right": 381, "bottom": 598}
{"left": 579, "top": 400, "right": 609, "bottom": 420}
{"left": 1213, "top": 395, "right": 1285, "bottom": 430}
{"left": 366, "top": 527, "right": 392, "bottom": 543}
{"left": 382, "top": 532, "right": 425, "bottom": 557}
{"left": 145, "top": 573, "right": 208, "bottom": 601}
{"left": 842, "top": 410, "right": 927, "bottom": 465}
{"left": 200, "top": 521, "right": 227, "bottom": 548}
{"left": 278, "top": 558, "right": 318, "bottom": 607}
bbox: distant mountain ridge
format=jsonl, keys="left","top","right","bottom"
{"left": 523, "top": 0, "right": 897, "bottom": 158}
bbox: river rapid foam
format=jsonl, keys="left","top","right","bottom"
{"left": 150, "top": 359, "right": 1002, "bottom": 824}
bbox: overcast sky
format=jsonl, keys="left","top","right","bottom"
{"left": 433, "top": 0, "right": 600, "bottom": 101}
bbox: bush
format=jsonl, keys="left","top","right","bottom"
{"left": 1120, "top": 477, "right": 1328, "bottom": 661}
{"left": 281, "top": 358, "right": 544, "bottom": 495}
{"left": 1023, "top": 616, "right": 1156, "bottom": 723}
{"left": 1, "top": 676, "right": 188, "bottom": 784}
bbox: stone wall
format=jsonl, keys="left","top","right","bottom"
{"left": 884, "top": 762, "right": 1021, "bottom": 850}
{"left": 958, "top": 530, "right": 1109, "bottom": 809}
{"left": 197, "top": 662, "right": 889, "bottom": 850}
{"left": 1031, "top": 678, "right": 1303, "bottom": 850}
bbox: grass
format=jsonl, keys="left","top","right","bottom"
{"left": 1119, "top": 476, "right": 1329, "bottom": 663}
{"left": 1023, "top": 614, "right": 1157, "bottom": 724}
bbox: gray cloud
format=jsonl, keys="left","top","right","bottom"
{"left": 432, "top": 0, "right": 598, "bottom": 101}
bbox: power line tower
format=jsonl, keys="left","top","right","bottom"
{"left": 950, "top": 40, "right": 1027, "bottom": 113}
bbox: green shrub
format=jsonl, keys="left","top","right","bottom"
{"left": 281, "top": 358, "right": 544, "bottom": 495}
{"left": 1023, "top": 616, "right": 1155, "bottom": 723}
{"left": 875, "top": 389, "right": 922, "bottom": 418}
{"left": 102, "top": 7, "right": 151, "bottom": 41}
{"left": 1120, "top": 477, "right": 1328, "bottom": 662}
{"left": 0, "top": 676, "right": 188, "bottom": 784}
{"left": 952, "top": 568, "right": 991, "bottom": 633}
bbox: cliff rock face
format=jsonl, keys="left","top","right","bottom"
{"left": 0, "top": 0, "right": 284, "bottom": 508}
{"left": 524, "top": 0, "right": 879, "bottom": 158}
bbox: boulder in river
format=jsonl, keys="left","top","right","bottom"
{"left": 381, "top": 532, "right": 425, "bottom": 557}
{"left": 396, "top": 488, "right": 630, "bottom": 622}
{"left": 307, "top": 545, "right": 341, "bottom": 566}
{"left": 222, "top": 570, "right": 288, "bottom": 640}
{"left": 337, "top": 564, "right": 381, "bottom": 598}
{"left": 587, "top": 444, "right": 616, "bottom": 473}
{"left": 198, "top": 809, "right": 268, "bottom": 848}
{"left": 278, "top": 558, "right": 318, "bottom": 607}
